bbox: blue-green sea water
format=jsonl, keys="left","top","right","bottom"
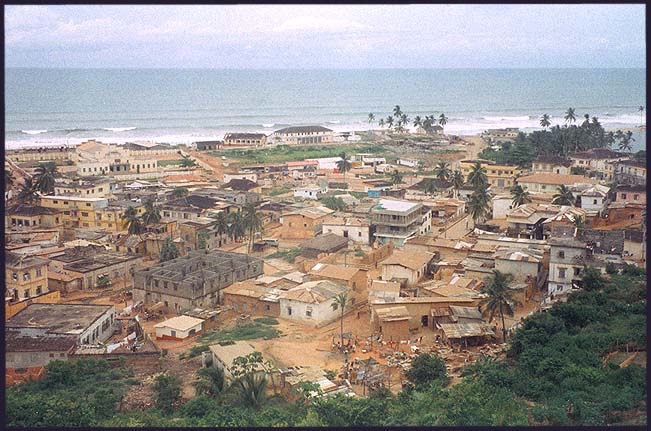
{"left": 5, "top": 68, "right": 646, "bottom": 150}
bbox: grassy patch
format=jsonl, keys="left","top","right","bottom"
{"left": 179, "top": 344, "right": 210, "bottom": 360}
{"left": 266, "top": 248, "right": 302, "bottom": 263}
{"left": 268, "top": 186, "right": 292, "bottom": 196}
{"left": 197, "top": 322, "right": 282, "bottom": 344}
{"left": 254, "top": 317, "right": 279, "bottom": 325}
{"left": 157, "top": 159, "right": 183, "bottom": 167}
{"left": 209, "top": 144, "right": 389, "bottom": 163}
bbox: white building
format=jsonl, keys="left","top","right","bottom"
{"left": 294, "top": 185, "right": 327, "bottom": 200}
{"left": 548, "top": 238, "right": 587, "bottom": 296}
{"left": 273, "top": 126, "right": 334, "bottom": 145}
{"left": 307, "top": 157, "right": 343, "bottom": 171}
{"left": 208, "top": 341, "right": 264, "bottom": 383}
{"left": 578, "top": 185, "right": 609, "bottom": 217}
{"left": 154, "top": 315, "right": 204, "bottom": 340}
{"left": 380, "top": 249, "right": 435, "bottom": 287}
{"left": 397, "top": 158, "right": 419, "bottom": 168}
{"left": 492, "top": 194, "right": 514, "bottom": 220}
{"left": 223, "top": 172, "right": 258, "bottom": 183}
{"left": 321, "top": 216, "right": 372, "bottom": 245}
{"left": 279, "top": 280, "right": 347, "bottom": 326}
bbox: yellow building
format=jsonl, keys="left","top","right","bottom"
{"left": 6, "top": 251, "right": 50, "bottom": 301}
{"left": 459, "top": 159, "right": 521, "bottom": 189}
{"left": 40, "top": 195, "right": 144, "bottom": 232}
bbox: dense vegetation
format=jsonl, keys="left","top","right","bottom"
{"left": 7, "top": 272, "right": 646, "bottom": 426}
{"left": 211, "top": 144, "right": 387, "bottom": 163}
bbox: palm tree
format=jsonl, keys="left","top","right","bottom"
{"left": 467, "top": 161, "right": 488, "bottom": 189}
{"left": 413, "top": 116, "right": 422, "bottom": 129}
{"left": 564, "top": 108, "right": 576, "bottom": 125}
{"left": 141, "top": 198, "right": 161, "bottom": 226}
{"left": 400, "top": 114, "right": 409, "bottom": 133}
{"left": 393, "top": 105, "right": 402, "bottom": 119}
{"left": 552, "top": 185, "right": 575, "bottom": 206}
{"left": 34, "top": 162, "right": 58, "bottom": 195}
{"left": 378, "top": 118, "right": 385, "bottom": 129}
{"left": 386, "top": 116, "right": 394, "bottom": 131}
{"left": 581, "top": 113, "right": 590, "bottom": 128}
{"left": 17, "top": 177, "right": 38, "bottom": 203}
{"left": 479, "top": 270, "right": 522, "bottom": 342}
{"left": 571, "top": 214, "right": 585, "bottom": 231}
{"left": 468, "top": 186, "right": 490, "bottom": 225}
{"left": 451, "top": 170, "right": 464, "bottom": 198}
{"left": 228, "top": 211, "right": 246, "bottom": 242}
{"left": 5, "top": 169, "right": 14, "bottom": 191}
{"left": 212, "top": 211, "right": 230, "bottom": 246}
{"left": 180, "top": 155, "right": 196, "bottom": 168}
{"left": 618, "top": 131, "right": 634, "bottom": 153}
{"left": 330, "top": 291, "right": 349, "bottom": 353}
{"left": 438, "top": 113, "right": 448, "bottom": 132}
{"left": 367, "top": 113, "right": 375, "bottom": 129}
{"left": 422, "top": 178, "right": 438, "bottom": 196}
{"left": 242, "top": 203, "right": 263, "bottom": 253}
{"left": 389, "top": 169, "right": 403, "bottom": 185}
{"left": 121, "top": 206, "right": 144, "bottom": 235}
{"left": 639, "top": 106, "right": 644, "bottom": 126}
{"left": 539, "top": 114, "right": 551, "bottom": 129}
{"left": 510, "top": 184, "right": 531, "bottom": 208}
{"left": 433, "top": 161, "right": 451, "bottom": 181}
{"left": 336, "top": 152, "right": 352, "bottom": 183}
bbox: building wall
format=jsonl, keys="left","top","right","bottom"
{"left": 492, "top": 198, "right": 513, "bottom": 220}
{"left": 79, "top": 307, "right": 117, "bottom": 345}
{"left": 532, "top": 162, "right": 571, "bottom": 175}
{"left": 494, "top": 259, "right": 540, "bottom": 283}
{"left": 279, "top": 298, "right": 339, "bottom": 326}
{"left": 5, "top": 291, "right": 61, "bottom": 321}
{"left": 580, "top": 196, "right": 606, "bottom": 213}
{"left": 280, "top": 214, "right": 322, "bottom": 239}
{"left": 6, "top": 350, "right": 70, "bottom": 369}
{"left": 381, "top": 264, "right": 423, "bottom": 287}
{"left": 7, "top": 261, "right": 49, "bottom": 301}
{"left": 616, "top": 190, "right": 646, "bottom": 205}
{"left": 377, "top": 319, "right": 410, "bottom": 341}
{"left": 155, "top": 323, "right": 202, "bottom": 340}
{"left": 548, "top": 245, "right": 585, "bottom": 295}
{"left": 65, "top": 256, "right": 143, "bottom": 290}
{"left": 322, "top": 223, "right": 370, "bottom": 245}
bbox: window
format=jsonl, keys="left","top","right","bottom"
{"left": 559, "top": 268, "right": 566, "bottom": 279}
{"left": 265, "top": 304, "right": 270, "bottom": 311}
{"left": 622, "top": 193, "right": 627, "bottom": 199}
{"left": 593, "top": 199, "right": 597, "bottom": 204}
{"left": 36, "top": 268, "right": 42, "bottom": 277}
{"left": 558, "top": 250, "right": 565, "bottom": 259}
{"left": 53, "top": 200, "right": 59, "bottom": 204}
{"left": 634, "top": 194, "right": 639, "bottom": 200}
{"left": 306, "top": 307, "right": 312, "bottom": 317}
{"left": 574, "top": 267, "right": 581, "bottom": 276}
{"left": 35, "top": 286, "right": 42, "bottom": 295}
{"left": 81, "top": 212, "right": 89, "bottom": 217}
{"left": 287, "top": 306, "right": 292, "bottom": 316}
{"left": 23, "top": 272, "right": 30, "bottom": 281}
{"left": 12, "top": 272, "right": 17, "bottom": 281}
{"left": 86, "top": 203, "right": 91, "bottom": 207}
{"left": 23, "top": 289, "right": 30, "bottom": 298}
{"left": 171, "top": 330, "right": 176, "bottom": 337}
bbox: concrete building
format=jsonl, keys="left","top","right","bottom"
{"left": 516, "top": 173, "right": 599, "bottom": 195}
{"left": 616, "top": 184, "right": 646, "bottom": 205}
{"left": 154, "top": 315, "right": 204, "bottom": 341}
{"left": 279, "top": 206, "right": 333, "bottom": 240}
{"left": 614, "top": 159, "right": 646, "bottom": 185}
{"left": 6, "top": 303, "right": 116, "bottom": 345}
{"left": 371, "top": 199, "right": 423, "bottom": 245}
{"left": 531, "top": 155, "right": 572, "bottom": 175}
{"left": 493, "top": 247, "right": 544, "bottom": 283}
{"left": 548, "top": 238, "right": 587, "bottom": 296}
{"left": 208, "top": 341, "right": 262, "bottom": 383}
{"left": 380, "top": 249, "right": 435, "bottom": 287}
{"left": 300, "top": 233, "right": 349, "bottom": 259}
{"left": 5, "top": 331, "right": 77, "bottom": 376}
{"left": 321, "top": 216, "right": 372, "bottom": 245}
{"left": 578, "top": 184, "right": 609, "bottom": 217}
{"left": 294, "top": 184, "right": 327, "bottom": 200}
{"left": 54, "top": 177, "right": 114, "bottom": 198}
{"left": 481, "top": 128, "right": 519, "bottom": 142}
{"left": 6, "top": 251, "right": 50, "bottom": 302}
{"left": 568, "top": 148, "right": 627, "bottom": 179}
{"left": 223, "top": 132, "right": 267, "bottom": 147}
{"left": 273, "top": 126, "right": 333, "bottom": 145}
{"left": 193, "top": 141, "right": 222, "bottom": 151}
{"left": 459, "top": 159, "right": 521, "bottom": 189}
{"left": 133, "top": 249, "right": 264, "bottom": 312}
{"left": 221, "top": 280, "right": 281, "bottom": 317}
{"left": 40, "top": 195, "right": 145, "bottom": 232}
{"left": 308, "top": 263, "right": 368, "bottom": 305}
{"left": 279, "top": 280, "right": 348, "bottom": 326}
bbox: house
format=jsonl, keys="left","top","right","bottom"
{"left": 273, "top": 126, "right": 333, "bottom": 145}
{"left": 370, "top": 296, "right": 478, "bottom": 332}
{"left": 193, "top": 140, "right": 222, "bottom": 151}
{"left": 308, "top": 263, "right": 368, "bottom": 305}
{"left": 208, "top": 341, "right": 264, "bottom": 383}
{"left": 368, "top": 280, "right": 401, "bottom": 302}
{"left": 221, "top": 280, "right": 281, "bottom": 316}
{"left": 280, "top": 365, "right": 355, "bottom": 401}
{"left": 577, "top": 184, "right": 609, "bottom": 217}
{"left": 294, "top": 184, "right": 327, "bottom": 200}
{"left": 547, "top": 238, "right": 587, "bottom": 296}
{"left": 407, "top": 178, "right": 454, "bottom": 197}
{"left": 6, "top": 303, "right": 116, "bottom": 345}
{"left": 223, "top": 172, "right": 258, "bottom": 183}
{"left": 517, "top": 173, "right": 600, "bottom": 194}
{"left": 569, "top": 148, "right": 627, "bottom": 179}
{"left": 133, "top": 249, "right": 264, "bottom": 312}
{"left": 221, "top": 179, "right": 262, "bottom": 194}
{"left": 278, "top": 280, "right": 348, "bottom": 326}
{"left": 154, "top": 315, "right": 204, "bottom": 340}
{"left": 373, "top": 306, "right": 411, "bottom": 340}
{"left": 616, "top": 184, "right": 646, "bottom": 205}
{"left": 371, "top": 199, "right": 423, "bottom": 245}
{"left": 396, "top": 158, "right": 419, "bottom": 168}
{"left": 300, "top": 233, "right": 349, "bottom": 259}
{"left": 321, "top": 216, "right": 372, "bottom": 245}
{"left": 506, "top": 203, "right": 577, "bottom": 239}
{"left": 482, "top": 128, "right": 519, "bottom": 142}
{"left": 223, "top": 132, "right": 267, "bottom": 147}
{"left": 54, "top": 177, "right": 114, "bottom": 198}
{"left": 493, "top": 247, "right": 544, "bottom": 283}
{"left": 380, "top": 249, "right": 435, "bottom": 287}
{"left": 459, "top": 159, "right": 521, "bottom": 189}
{"left": 279, "top": 206, "right": 334, "bottom": 240}
{"left": 6, "top": 251, "right": 50, "bottom": 302}
{"left": 531, "top": 155, "right": 573, "bottom": 175}
{"left": 613, "top": 159, "right": 646, "bottom": 185}
{"left": 5, "top": 331, "right": 77, "bottom": 384}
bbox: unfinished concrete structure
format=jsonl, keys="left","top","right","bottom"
{"left": 133, "top": 249, "right": 264, "bottom": 312}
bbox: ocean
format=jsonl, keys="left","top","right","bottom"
{"left": 4, "top": 68, "right": 646, "bottom": 151}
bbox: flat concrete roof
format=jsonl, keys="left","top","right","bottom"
{"left": 6, "top": 303, "right": 113, "bottom": 335}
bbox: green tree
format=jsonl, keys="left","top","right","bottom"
{"left": 367, "top": 113, "right": 375, "bottom": 129}
{"left": 404, "top": 353, "right": 449, "bottom": 389}
{"left": 378, "top": 118, "right": 385, "bottom": 129}
{"left": 320, "top": 196, "right": 347, "bottom": 211}
{"left": 180, "top": 155, "right": 197, "bottom": 168}
{"left": 638, "top": 106, "right": 644, "bottom": 126}
{"left": 231, "top": 352, "right": 268, "bottom": 408}
{"left": 330, "top": 291, "right": 349, "bottom": 353}
{"left": 336, "top": 152, "right": 352, "bottom": 183}
{"left": 386, "top": 116, "right": 394, "bottom": 130}
{"left": 34, "top": 161, "right": 58, "bottom": 194}
{"left": 413, "top": 115, "right": 422, "bottom": 129}
{"left": 422, "top": 178, "right": 438, "bottom": 196}
{"left": 479, "top": 270, "right": 521, "bottom": 342}
{"left": 580, "top": 266, "right": 606, "bottom": 291}
{"left": 193, "top": 367, "right": 224, "bottom": 397}
{"left": 228, "top": 211, "right": 246, "bottom": 242}
{"left": 242, "top": 203, "right": 263, "bottom": 253}
{"left": 466, "top": 161, "right": 488, "bottom": 189}
{"left": 510, "top": 184, "right": 531, "bottom": 208}
{"left": 121, "top": 206, "right": 144, "bottom": 235}
{"left": 96, "top": 275, "right": 112, "bottom": 288}
{"left": 565, "top": 108, "right": 577, "bottom": 124}
{"left": 433, "top": 161, "right": 451, "bottom": 181}
{"left": 160, "top": 237, "right": 180, "bottom": 262}
{"left": 17, "top": 177, "right": 38, "bottom": 203}
{"left": 172, "top": 187, "right": 189, "bottom": 198}
{"left": 389, "top": 169, "right": 404, "bottom": 185}
{"left": 152, "top": 374, "right": 182, "bottom": 413}
{"left": 552, "top": 185, "right": 575, "bottom": 206}
{"left": 393, "top": 105, "right": 403, "bottom": 120}
{"left": 197, "top": 230, "right": 210, "bottom": 250}
{"left": 438, "top": 113, "right": 448, "bottom": 132}
{"left": 211, "top": 211, "right": 230, "bottom": 245}
{"left": 540, "top": 114, "right": 551, "bottom": 129}
{"left": 141, "top": 198, "right": 161, "bottom": 226}
{"left": 468, "top": 186, "right": 490, "bottom": 225}
{"left": 451, "top": 170, "right": 464, "bottom": 198}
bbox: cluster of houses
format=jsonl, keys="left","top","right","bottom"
{"left": 4, "top": 130, "right": 646, "bottom": 394}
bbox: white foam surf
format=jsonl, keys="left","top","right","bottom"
{"left": 21, "top": 129, "right": 48, "bottom": 135}
{"left": 103, "top": 127, "right": 137, "bottom": 132}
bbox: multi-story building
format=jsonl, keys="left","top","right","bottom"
{"left": 40, "top": 195, "right": 145, "bottom": 232}
{"left": 531, "top": 155, "right": 572, "bottom": 175}
{"left": 5, "top": 204, "right": 64, "bottom": 232}
{"left": 54, "top": 177, "right": 115, "bottom": 198}
{"left": 613, "top": 159, "right": 646, "bottom": 185}
{"left": 273, "top": 126, "right": 333, "bottom": 145}
{"left": 6, "top": 251, "right": 50, "bottom": 302}
{"left": 279, "top": 206, "right": 334, "bottom": 240}
{"left": 616, "top": 184, "right": 646, "bottom": 205}
{"left": 459, "top": 159, "right": 521, "bottom": 189}
{"left": 321, "top": 216, "right": 373, "bottom": 245}
{"left": 547, "top": 238, "right": 587, "bottom": 296}
{"left": 133, "top": 249, "right": 264, "bottom": 312}
{"left": 371, "top": 199, "right": 423, "bottom": 245}
{"left": 223, "top": 132, "right": 267, "bottom": 147}
{"left": 481, "top": 128, "right": 520, "bottom": 143}
{"left": 75, "top": 139, "right": 160, "bottom": 177}
{"left": 569, "top": 148, "right": 628, "bottom": 179}
{"left": 515, "top": 173, "right": 598, "bottom": 194}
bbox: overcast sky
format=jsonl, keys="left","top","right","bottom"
{"left": 5, "top": 5, "right": 646, "bottom": 68}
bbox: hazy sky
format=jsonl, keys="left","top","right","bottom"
{"left": 5, "top": 4, "right": 646, "bottom": 68}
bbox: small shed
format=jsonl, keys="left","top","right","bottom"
{"left": 374, "top": 306, "right": 410, "bottom": 340}
{"left": 154, "top": 315, "right": 204, "bottom": 341}
{"left": 300, "top": 233, "right": 349, "bottom": 259}
{"left": 209, "top": 341, "right": 264, "bottom": 383}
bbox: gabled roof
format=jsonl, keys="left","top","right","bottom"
{"left": 275, "top": 125, "right": 333, "bottom": 134}
{"left": 309, "top": 263, "right": 362, "bottom": 281}
{"left": 517, "top": 174, "right": 598, "bottom": 186}
{"left": 154, "top": 315, "right": 204, "bottom": 331}
{"left": 381, "top": 250, "right": 434, "bottom": 270}
{"left": 300, "top": 233, "right": 348, "bottom": 252}
{"left": 221, "top": 179, "right": 260, "bottom": 192}
{"left": 280, "top": 280, "right": 347, "bottom": 304}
